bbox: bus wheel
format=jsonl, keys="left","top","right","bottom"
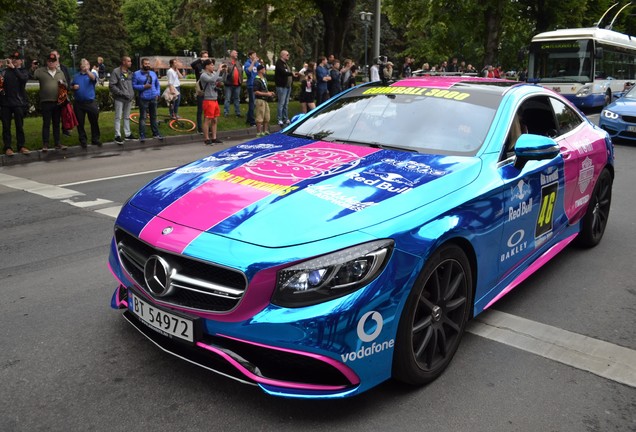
{"left": 604, "top": 91, "right": 612, "bottom": 107}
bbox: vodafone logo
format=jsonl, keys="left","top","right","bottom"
{"left": 342, "top": 311, "right": 394, "bottom": 363}
{"left": 357, "top": 311, "right": 383, "bottom": 342}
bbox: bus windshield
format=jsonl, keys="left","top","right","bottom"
{"left": 529, "top": 39, "right": 593, "bottom": 83}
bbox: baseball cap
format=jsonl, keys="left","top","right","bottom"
{"left": 256, "top": 64, "right": 266, "bottom": 72}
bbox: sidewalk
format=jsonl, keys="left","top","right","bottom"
{"left": 0, "top": 125, "right": 277, "bottom": 167}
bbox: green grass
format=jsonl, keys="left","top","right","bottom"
{"left": 17, "top": 101, "right": 302, "bottom": 150}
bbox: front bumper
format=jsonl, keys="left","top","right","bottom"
{"left": 109, "top": 231, "right": 418, "bottom": 399}
{"left": 599, "top": 116, "right": 636, "bottom": 141}
{"left": 115, "top": 290, "right": 361, "bottom": 398}
{"left": 563, "top": 93, "right": 607, "bottom": 108}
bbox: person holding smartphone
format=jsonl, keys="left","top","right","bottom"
{"left": 1, "top": 51, "right": 31, "bottom": 156}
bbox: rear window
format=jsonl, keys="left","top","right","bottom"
{"left": 286, "top": 85, "right": 502, "bottom": 156}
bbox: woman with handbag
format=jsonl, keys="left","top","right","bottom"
{"left": 32, "top": 53, "right": 68, "bottom": 151}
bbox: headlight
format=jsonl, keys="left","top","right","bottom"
{"left": 576, "top": 85, "right": 591, "bottom": 97}
{"left": 602, "top": 109, "right": 619, "bottom": 120}
{"left": 272, "top": 239, "right": 394, "bottom": 307}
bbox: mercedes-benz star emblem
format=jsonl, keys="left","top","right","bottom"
{"left": 162, "top": 226, "right": 173, "bottom": 235}
{"left": 143, "top": 255, "right": 175, "bottom": 297}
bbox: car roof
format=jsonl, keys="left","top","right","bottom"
{"left": 365, "top": 76, "right": 524, "bottom": 97}
{"left": 391, "top": 75, "right": 519, "bottom": 93}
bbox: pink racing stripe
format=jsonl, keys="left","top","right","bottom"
{"left": 139, "top": 142, "right": 379, "bottom": 253}
{"left": 485, "top": 233, "right": 578, "bottom": 309}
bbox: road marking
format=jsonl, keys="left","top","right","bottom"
{"left": 96, "top": 206, "right": 123, "bottom": 218}
{"left": 468, "top": 310, "right": 636, "bottom": 388}
{"left": 58, "top": 167, "right": 176, "bottom": 187}
{"left": 0, "top": 173, "right": 83, "bottom": 199}
{"left": 61, "top": 198, "right": 114, "bottom": 208}
{"left": 0, "top": 172, "right": 115, "bottom": 213}
{"left": 3, "top": 171, "right": 635, "bottom": 388}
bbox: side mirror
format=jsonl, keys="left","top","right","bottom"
{"left": 514, "top": 134, "right": 560, "bottom": 169}
{"left": 290, "top": 113, "right": 306, "bottom": 124}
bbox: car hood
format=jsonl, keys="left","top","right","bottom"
{"left": 606, "top": 98, "right": 636, "bottom": 114}
{"left": 129, "top": 136, "right": 481, "bottom": 247}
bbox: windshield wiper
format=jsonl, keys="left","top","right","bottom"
{"left": 336, "top": 139, "right": 419, "bottom": 153}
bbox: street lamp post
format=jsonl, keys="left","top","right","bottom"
{"left": 135, "top": 52, "right": 140, "bottom": 71}
{"left": 68, "top": 44, "right": 78, "bottom": 74}
{"left": 360, "top": 11, "right": 373, "bottom": 81}
{"left": 16, "top": 38, "right": 27, "bottom": 58}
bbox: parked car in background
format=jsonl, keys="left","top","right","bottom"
{"left": 600, "top": 84, "right": 636, "bottom": 141}
{"left": 109, "top": 76, "right": 614, "bottom": 399}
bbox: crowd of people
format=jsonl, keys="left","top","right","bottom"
{"left": 1, "top": 47, "right": 521, "bottom": 157}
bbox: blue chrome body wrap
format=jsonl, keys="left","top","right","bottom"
{"left": 108, "top": 78, "right": 614, "bottom": 398}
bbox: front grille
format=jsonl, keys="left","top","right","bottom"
{"left": 115, "top": 228, "right": 247, "bottom": 312}
{"left": 622, "top": 115, "right": 636, "bottom": 124}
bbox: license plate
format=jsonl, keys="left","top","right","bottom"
{"left": 627, "top": 126, "right": 636, "bottom": 132}
{"left": 129, "top": 291, "right": 194, "bottom": 342}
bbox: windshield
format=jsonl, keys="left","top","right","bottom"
{"left": 529, "top": 39, "right": 593, "bottom": 83}
{"left": 286, "top": 86, "right": 500, "bottom": 156}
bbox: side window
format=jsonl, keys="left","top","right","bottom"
{"left": 502, "top": 96, "right": 555, "bottom": 160}
{"left": 549, "top": 98, "right": 582, "bottom": 135}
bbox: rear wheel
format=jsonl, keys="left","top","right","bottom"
{"left": 576, "top": 168, "right": 612, "bottom": 248}
{"left": 392, "top": 244, "right": 473, "bottom": 385}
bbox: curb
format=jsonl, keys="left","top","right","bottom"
{"left": 0, "top": 125, "right": 277, "bottom": 167}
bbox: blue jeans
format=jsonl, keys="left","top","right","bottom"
{"left": 138, "top": 99, "right": 160, "bottom": 138}
{"left": 114, "top": 98, "right": 132, "bottom": 137}
{"left": 276, "top": 86, "right": 291, "bottom": 123}
{"left": 224, "top": 85, "right": 241, "bottom": 116}
{"left": 246, "top": 86, "right": 255, "bottom": 125}
{"left": 169, "top": 86, "right": 181, "bottom": 118}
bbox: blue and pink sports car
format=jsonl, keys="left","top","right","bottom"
{"left": 109, "top": 76, "right": 614, "bottom": 398}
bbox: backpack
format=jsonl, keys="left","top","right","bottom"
{"left": 195, "top": 79, "right": 205, "bottom": 97}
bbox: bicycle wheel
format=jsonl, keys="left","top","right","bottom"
{"left": 129, "top": 112, "right": 140, "bottom": 124}
{"left": 169, "top": 118, "right": 196, "bottom": 132}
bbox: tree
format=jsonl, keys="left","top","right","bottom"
{"left": 77, "top": 0, "right": 129, "bottom": 69}
{"left": 2, "top": 0, "right": 61, "bottom": 62}
{"left": 122, "top": 0, "right": 193, "bottom": 59}
{"left": 311, "top": 0, "right": 357, "bottom": 59}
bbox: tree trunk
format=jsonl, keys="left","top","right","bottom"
{"left": 314, "top": 0, "right": 356, "bottom": 59}
{"left": 483, "top": 0, "right": 504, "bottom": 67}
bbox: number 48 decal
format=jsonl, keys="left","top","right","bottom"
{"left": 535, "top": 182, "right": 558, "bottom": 238}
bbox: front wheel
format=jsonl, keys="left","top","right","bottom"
{"left": 169, "top": 118, "right": 196, "bottom": 132}
{"left": 392, "top": 243, "right": 473, "bottom": 385}
{"left": 576, "top": 168, "right": 612, "bottom": 248}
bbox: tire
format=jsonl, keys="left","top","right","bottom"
{"left": 129, "top": 113, "right": 140, "bottom": 125}
{"left": 604, "top": 91, "right": 611, "bottom": 107}
{"left": 169, "top": 118, "right": 196, "bottom": 132}
{"left": 392, "top": 243, "right": 473, "bottom": 385}
{"left": 575, "top": 168, "right": 612, "bottom": 248}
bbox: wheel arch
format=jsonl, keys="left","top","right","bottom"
{"left": 441, "top": 236, "right": 478, "bottom": 319}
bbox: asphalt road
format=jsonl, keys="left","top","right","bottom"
{"left": 1, "top": 127, "right": 635, "bottom": 432}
